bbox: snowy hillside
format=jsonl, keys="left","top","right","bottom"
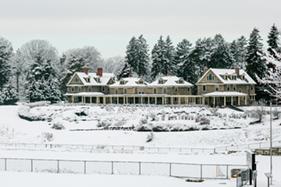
{"left": 0, "top": 104, "right": 281, "bottom": 148}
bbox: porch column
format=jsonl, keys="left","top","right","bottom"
{"left": 202, "top": 97, "right": 205, "bottom": 105}
{"left": 123, "top": 96, "right": 126, "bottom": 104}
{"left": 171, "top": 97, "right": 173, "bottom": 105}
{"left": 103, "top": 97, "right": 106, "bottom": 104}
{"left": 178, "top": 97, "right": 181, "bottom": 105}
{"left": 162, "top": 97, "right": 164, "bottom": 105}
{"left": 155, "top": 97, "right": 157, "bottom": 104}
{"left": 245, "top": 96, "right": 248, "bottom": 105}
{"left": 117, "top": 96, "right": 119, "bottom": 104}
{"left": 72, "top": 96, "right": 74, "bottom": 103}
{"left": 213, "top": 96, "right": 215, "bottom": 106}
{"left": 148, "top": 97, "right": 150, "bottom": 104}
{"left": 224, "top": 96, "right": 226, "bottom": 106}
{"left": 110, "top": 97, "right": 112, "bottom": 104}
{"left": 238, "top": 97, "right": 241, "bottom": 106}
{"left": 97, "top": 97, "right": 99, "bottom": 104}
{"left": 231, "top": 96, "right": 233, "bottom": 105}
{"left": 133, "top": 97, "right": 135, "bottom": 104}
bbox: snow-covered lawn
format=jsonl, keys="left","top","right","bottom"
{"left": 0, "top": 155, "right": 280, "bottom": 187}
{"left": 1, "top": 104, "right": 281, "bottom": 149}
{"left": 0, "top": 172, "right": 237, "bottom": 187}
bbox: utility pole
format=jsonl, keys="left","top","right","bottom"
{"left": 270, "top": 101, "right": 273, "bottom": 185}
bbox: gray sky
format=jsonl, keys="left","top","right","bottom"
{"left": 1, "top": 0, "right": 281, "bottom": 58}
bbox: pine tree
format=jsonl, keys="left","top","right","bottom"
{"left": 117, "top": 63, "right": 133, "bottom": 79}
{"left": 125, "top": 35, "right": 149, "bottom": 77}
{"left": 0, "top": 37, "right": 13, "bottom": 89}
{"left": 209, "top": 34, "right": 234, "bottom": 68}
{"left": 187, "top": 38, "right": 214, "bottom": 80}
{"left": 0, "top": 84, "right": 18, "bottom": 105}
{"left": 268, "top": 24, "right": 280, "bottom": 51}
{"left": 267, "top": 24, "right": 281, "bottom": 58}
{"left": 136, "top": 35, "right": 150, "bottom": 77}
{"left": 151, "top": 36, "right": 175, "bottom": 79}
{"left": 175, "top": 39, "right": 196, "bottom": 83}
{"left": 230, "top": 36, "right": 247, "bottom": 69}
{"left": 246, "top": 28, "right": 267, "bottom": 81}
{"left": 25, "top": 55, "right": 62, "bottom": 102}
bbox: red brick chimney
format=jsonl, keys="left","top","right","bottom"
{"left": 82, "top": 65, "right": 89, "bottom": 75}
{"left": 96, "top": 67, "right": 103, "bottom": 77}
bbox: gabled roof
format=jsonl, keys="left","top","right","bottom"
{"left": 67, "top": 72, "right": 115, "bottom": 86}
{"left": 109, "top": 77, "right": 148, "bottom": 88}
{"left": 149, "top": 76, "right": 193, "bottom": 87}
{"left": 196, "top": 68, "right": 256, "bottom": 85}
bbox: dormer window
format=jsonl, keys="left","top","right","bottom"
{"left": 120, "top": 80, "right": 125, "bottom": 85}
{"left": 94, "top": 77, "right": 101, "bottom": 83}
{"left": 138, "top": 79, "right": 144, "bottom": 84}
{"left": 84, "top": 77, "right": 90, "bottom": 83}
{"left": 178, "top": 78, "right": 184, "bottom": 84}
{"left": 158, "top": 78, "right": 164, "bottom": 84}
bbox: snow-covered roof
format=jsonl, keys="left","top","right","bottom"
{"left": 197, "top": 68, "right": 256, "bottom": 85}
{"left": 203, "top": 91, "right": 247, "bottom": 97}
{"left": 68, "top": 72, "right": 115, "bottom": 86}
{"left": 109, "top": 77, "right": 148, "bottom": 88}
{"left": 149, "top": 76, "right": 193, "bottom": 87}
{"left": 65, "top": 92, "right": 104, "bottom": 96}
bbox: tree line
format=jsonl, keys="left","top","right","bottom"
{"left": 0, "top": 24, "right": 280, "bottom": 104}
{"left": 121, "top": 25, "right": 281, "bottom": 101}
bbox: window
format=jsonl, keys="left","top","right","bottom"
{"left": 216, "top": 87, "right": 219, "bottom": 91}
{"left": 203, "top": 86, "right": 206, "bottom": 91}
{"left": 207, "top": 74, "right": 213, "bottom": 80}
{"left": 154, "top": 89, "right": 156, "bottom": 94}
{"left": 227, "top": 86, "right": 230, "bottom": 91}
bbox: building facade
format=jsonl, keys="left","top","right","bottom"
{"left": 196, "top": 68, "right": 256, "bottom": 107}
{"left": 65, "top": 67, "right": 256, "bottom": 106}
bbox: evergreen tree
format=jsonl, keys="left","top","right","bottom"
{"left": 151, "top": 36, "right": 176, "bottom": 79}
{"left": 125, "top": 35, "right": 149, "bottom": 77}
{"left": 230, "top": 36, "right": 247, "bottom": 69}
{"left": 246, "top": 28, "right": 267, "bottom": 101}
{"left": 0, "top": 37, "right": 13, "bottom": 89}
{"left": 246, "top": 28, "right": 267, "bottom": 81}
{"left": 187, "top": 38, "right": 214, "bottom": 80}
{"left": 209, "top": 34, "right": 234, "bottom": 68}
{"left": 268, "top": 24, "right": 280, "bottom": 51}
{"left": 117, "top": 63, "right": 133, "bottom": 79}
{"left": 175, "top": 39, "right": 196, "bottom": 83}
{"left": 25, "top": 55, "right": 62, "bottom": 102}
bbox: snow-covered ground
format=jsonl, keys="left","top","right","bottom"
{"left": 1, "top": 104, "right": 281, "bottom": 186}
{"left": 1, "top": 104, "right": 281, "bottom": 148}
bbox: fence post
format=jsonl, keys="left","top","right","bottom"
{"left": 84, "top": 161, "right": 87, "bottom": 174}
{"left": 139, "top": 162, "right": 141, "bottom": 175}
{"left": 57, "top": 160, "right": 60, "bottom": 173}
{"left": 111, "top": 161, "right": 114, "bottom": 175}
{"left": 169, "top": 163, "right": 172, "bottom": 176}
{"left": 4, "top": 158, "right": 7, "bottom": 171}
{"left": 226, "top": 165, "right": 229, "bottom": 179}
{"left": 200, "top": 164, "right": 203, "bottom": 179}
{"left": 31, "top": 159, "right": 33, "bottom": 172}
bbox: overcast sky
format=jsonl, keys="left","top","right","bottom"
{"left": 1, "top": 0, "right": 280, "bottom": 58}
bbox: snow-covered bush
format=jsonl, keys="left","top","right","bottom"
{"left": 195, "top": 116, "right": 210, "bottom": 125}
{"left": 97, "top": 119, "right": 111, "bottom": 129}
{"left": 18, "top": 106, "right": 47, "bottom": 121}
{"left": 0, "top": 85, "right": 18, "bottom": 105}
{"left": 42, "top": 132, "right": 53, "bottom": 142}
{"left": 51, "top": 122, "right": 65, "bottom": 130}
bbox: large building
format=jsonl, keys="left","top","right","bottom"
{"left": 65, "top": 67, "right": 256, "bottom": 106}
{"left": 196, "top": 68, "right": 256, "bottom": 106}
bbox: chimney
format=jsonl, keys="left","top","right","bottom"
{"left": 203, "top": 66, "right": 208, "bottom": 74}
{"left": 82, "top": 65, "right": 89, "bottom": 75}
{"left": 96, "top": 67, "right": 103, "bottom": 77}
{"left": 235, "top": 67, "right": 240, "bottom": 76}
